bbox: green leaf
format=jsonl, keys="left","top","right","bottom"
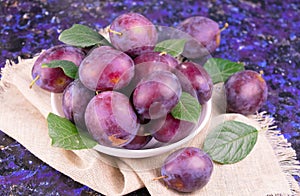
{"left": 47, "top": 113, "right": 97, "bottom": 150}
{"left": 203, "top": 58, "right": 245, "bottom": 84}
{"left": 203, "top": 120, "right": 258, "bottom": 164}
{"left": 154, "top": 39, "right": 186, "bottom": 57}
{"left": 171, "top": 92, "right": 201, "bottom": 123}
{"left": 42, "top": 60, "right": 78, "bottom": 79}
{"left": 59, "top": 24, "right": 111, "bottom": 47}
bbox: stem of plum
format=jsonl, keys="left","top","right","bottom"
{"left": 152, "top": 175, "right": 167, "bottom": 181}
{"left": 220, "top": 22, "right": 229, "bottom": 32}
{"left": 108, "top": 28, "right": 123, "bottom": 36}
{"left": 216, "top": 23, "right": 229, "bottom": 46}
{"left": 143, "top": 132, "right": 152, "bottom": 136}
{"left": 108, "top": 134, "right": 128, "bottom": 146}
{"left": 29, "top": 75, "right": 40, "bottom": 89}
{"left": 259, "top": 70, "right": 264, "bottom": 75}
{"left": 159, "top": 51, "right": 167, "bottom": 56}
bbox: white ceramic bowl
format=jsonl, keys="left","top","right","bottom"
{"left": 51, "top": 93, "right": 212, "bottom": 158}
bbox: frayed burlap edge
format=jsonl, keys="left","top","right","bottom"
{"left": 250, "top": 112, "right": 300, "bottom": 195}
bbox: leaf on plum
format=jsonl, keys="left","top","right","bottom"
{"left": 47, "top": 113, "right": 97, "bottom": 150}
{"left": 59, "top": 24, "right": 111, "bottom": 48}
{"left": 203, "top": 58, "right": 245, "bottom": 84}
{"left": 42, "top": 60, "right": 78, "bottom": 79}
{"left": 203, "top": 120, "right": 258, "bottom": 164}
{"left": 171, "top": 92, "right": 201, "bottom": 124}
{"left": 154, "top": 39, "right": 186, "bottom": 57}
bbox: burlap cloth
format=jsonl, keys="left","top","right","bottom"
{"left": 1, "top": 56, "right": 300, "bottom": 195}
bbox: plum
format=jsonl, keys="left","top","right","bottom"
{"left": 161, "top": 147, "right": 213, "bottom": 192}
{"left": 133, "top": 51, "right": 178, "bottom": 83}
{"left": 123, "top": 129, "right": 152, "bottom": 150}
{"left": 62, "top": 79, "right": 94, "bottom": 130}
{"left": 109, "top": 12, "right": 158, "bottom": 57}
{"left": 118, "top": 51, "right": 179, "bottom": 99}
{"left": 151, "top": 114, "right": 195, "bottom": 143}
{"left": 31, "top": 45, "right": 85, "bottom": 93}
{"left": 175, "top": 61, "right": 213, "bottom": 104}
{"left": 177, "top": 16, "right": 221, "bottom": 58}
{"left": 133, "top": 71, "right": 182, "bottom": 119}
{"left": 225, "top": 70, "right": 268, "bottom": 115}
{"left": 79, "top": 46, "right": 134, "bottom": 91}
{"left": 84, "top": 91, "right": 139, "bottom": 147}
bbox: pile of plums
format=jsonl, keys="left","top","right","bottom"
{"left": 31, "top": 13, "right": 216, "bottom": 149}
{"left": 31, "top": 12, "right": 268, "bottom": 193}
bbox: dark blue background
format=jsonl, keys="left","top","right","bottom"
{"left": 0, "top": 0, "right": 299, "bottom": 195}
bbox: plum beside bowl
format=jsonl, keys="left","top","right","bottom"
{"left": 51, "top": 92, "right": 212, "bottom": 158}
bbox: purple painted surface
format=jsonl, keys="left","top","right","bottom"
{"left": 0, "top": 0, "right": 299, "bottom": 195}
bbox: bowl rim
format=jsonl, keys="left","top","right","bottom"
{"left": 51, "top": 93, "right": 212, "bottom": 158}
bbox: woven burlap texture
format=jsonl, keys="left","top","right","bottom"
{"left": 0, "top": 57, "right": 299, "bottom": 196}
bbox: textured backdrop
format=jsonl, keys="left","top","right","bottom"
{"left": 0, "top": 0, "right": 299, "bottom": 195}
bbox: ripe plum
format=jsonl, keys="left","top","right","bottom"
{"left": 31, "top": 45, "right": 85, "bottom": 93}
{"left": 62, "top": 79, "right": 95, "bottom": 130}
{"left": 109, "top": 12, "right": 158, "bottom": 57}
{"left": 161, "top": 147, "right": 213, "bottom": 192}
{"left": 133, "top": 51, "right": 178, "bottom": 83}
{"left": 133, "top": 71, "right": 182, "bottom": 119}
{"left": 225, "top": 70, "right": 268, "bottom": 115}
{"left": 123, "top": 133, "right": 152, "bottom": 150}
{"left": 177, "top": 16, "right": 221, "bottom": 58}
{"left": 175, "top": 61, "right": 213, "bottom": 104}
{"left": 151, "top": 114, "right": 195, "bottom": 143}
{"left": 84, "top": 91, "right": 139, "bottom": 147}
{"left": 79, "top": 46, "right": 134, "bottom": 91}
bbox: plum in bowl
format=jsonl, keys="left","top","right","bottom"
{"left": 51, "top": 93, "right": 211, "bottom": 158}
{"left": 45, "top": 13, "right": 218, "bottom": 158}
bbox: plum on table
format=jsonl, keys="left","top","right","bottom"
{"left": 225, "top": 70, "right": 268, "bottom": 115}
{"left": 160, "top": 147, "right": 213, "bottom": 192}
